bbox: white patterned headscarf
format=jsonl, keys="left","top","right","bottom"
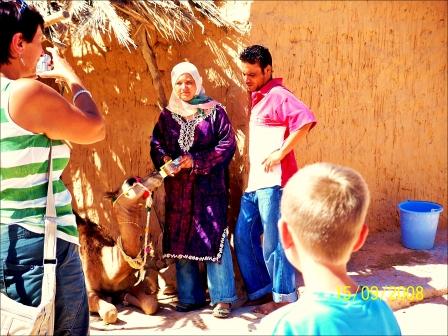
{"left": 167, "top": 62, "right": 217, "bottom": 117}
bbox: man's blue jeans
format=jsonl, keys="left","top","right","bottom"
{"left": 0, "top": 225, "right": 89, "bottom": 335}
{"left": 234, "top": 186, "right": 298, "bottom": 303}
{"left": 176, "top": 236, "right": 237, "bottom": 306}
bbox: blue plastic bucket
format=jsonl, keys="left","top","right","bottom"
{"left": 398, "top": 200, "right": 443, "bottom": 250}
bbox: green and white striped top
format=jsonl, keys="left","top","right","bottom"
{"left": 0, "top": 77, "right": 78, "bottom": 244}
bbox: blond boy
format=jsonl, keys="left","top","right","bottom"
{"left": 264, "top": 163, "right": 401, "bottom": 335}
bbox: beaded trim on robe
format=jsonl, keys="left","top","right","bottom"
{"left": 171, "top": 106, "right": 216, "bottom": 152}
{"left": 163, "top": 229, "right": 227, "bottom": 263}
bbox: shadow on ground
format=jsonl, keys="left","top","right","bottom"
{"left": 89, "top": 229, "right": 447, "bottom": 335}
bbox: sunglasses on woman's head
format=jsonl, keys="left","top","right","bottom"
{"left": 17, "top": 0, "right": 28, "bottom": 13}
{"left": 10, "top": 0, "right": 28, "bottom": 13}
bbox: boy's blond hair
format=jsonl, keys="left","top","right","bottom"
{"left": 281, "top": 162, "right": 370, "bottom": 264}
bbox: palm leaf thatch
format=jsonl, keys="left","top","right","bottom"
{"left": 29, "top": 0, "right": 242, "bottom": 49}
{"left": 28, "top": 0, "right": 243, "bottom": 109}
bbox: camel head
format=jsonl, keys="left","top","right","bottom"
{"left": 114, "top": 178, "right": 150, "bottom": 208}
{"left": 107, "top": 172, "right": 163, "bottom": 210}
{"left": 140, "top": 171, "right": 163, "bottom": 191}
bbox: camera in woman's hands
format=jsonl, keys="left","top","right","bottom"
{"left": 36, "top": 54, "right": 52, "bottom": 73}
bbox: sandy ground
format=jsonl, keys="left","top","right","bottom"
{"left": 89, "top": 229, "right": 447, "bottom": 335}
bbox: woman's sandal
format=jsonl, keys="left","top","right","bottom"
{"left": 212, "top": 303, "right": 231, "bottom": 318}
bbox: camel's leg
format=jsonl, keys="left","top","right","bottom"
{"left": 128, "top": 283, "right": 159, "bottom": 315}
{"left": 146, "top": 268, "right": 159, "bottom": 295}
{"left": 123, "top": 293, "right": 139, "bottom": 306}
{"left": 158, "top": 263, "right": 177, "bottom": 295}
{"left": 88, "top": 291, "right": 118, "bottom": 324}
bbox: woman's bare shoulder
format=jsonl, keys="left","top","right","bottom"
{"left": 10, "top": 79, "right": 72, "bottom": 135}
{"left": 11, "top": 77, "right": 57, "bottom": 99}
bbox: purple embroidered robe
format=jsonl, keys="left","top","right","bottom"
{"left": 150, "top": 105, "right": 236, "bottom": 262}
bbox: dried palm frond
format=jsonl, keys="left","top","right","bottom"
{"left": 29, "top": 0, "right": 242, "bottom": 49}
{"left": 189, "top": 0, "right": 237, "bottom": 29}
{"left": 73, "top": 1, "right": 136, "bottom": 49}
{"left": 115, "top": 0, "right": 195, "bottom": 43}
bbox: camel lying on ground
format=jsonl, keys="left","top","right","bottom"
{"left": 76, "top": 172, "right": 164, "bottom": 324}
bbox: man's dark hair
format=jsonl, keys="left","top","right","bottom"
{"left": 0, "top": 1, "right": 44, "bottom": 65}
{"left": 239, "top": 45, "right": 272, "bottom": 71}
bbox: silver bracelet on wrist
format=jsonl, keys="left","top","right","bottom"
{"left": 72, "top": 89, "right": 92, "bottom": 104}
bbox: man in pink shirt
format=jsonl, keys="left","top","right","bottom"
{"left": 234, "top": 45, "right": 317, "bottom": 314}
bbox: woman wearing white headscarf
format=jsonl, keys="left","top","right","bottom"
{"left": 150, "top": 62, "right": 237, "bottom": 318}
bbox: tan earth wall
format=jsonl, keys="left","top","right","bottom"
{"left": 63, "top": 0, "right": 447, "bottom": 236}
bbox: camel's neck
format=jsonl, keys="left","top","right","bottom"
{"left": 114, "top": 203, "right": 147, "bottom": 258}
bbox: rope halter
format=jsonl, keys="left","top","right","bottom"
{"left": 112, "top": 177, "right": 152, "bottom": 286}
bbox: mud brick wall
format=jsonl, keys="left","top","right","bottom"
{"left": 64, "top": 1, "right": 446, "bottom": 238}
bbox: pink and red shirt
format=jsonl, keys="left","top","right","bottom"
{"left": 246, "top": 78, "right": 317, "bottom": 192}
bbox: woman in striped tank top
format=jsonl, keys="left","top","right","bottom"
{"left": 0, "top": 1, "right": 105, "bottom": 334}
